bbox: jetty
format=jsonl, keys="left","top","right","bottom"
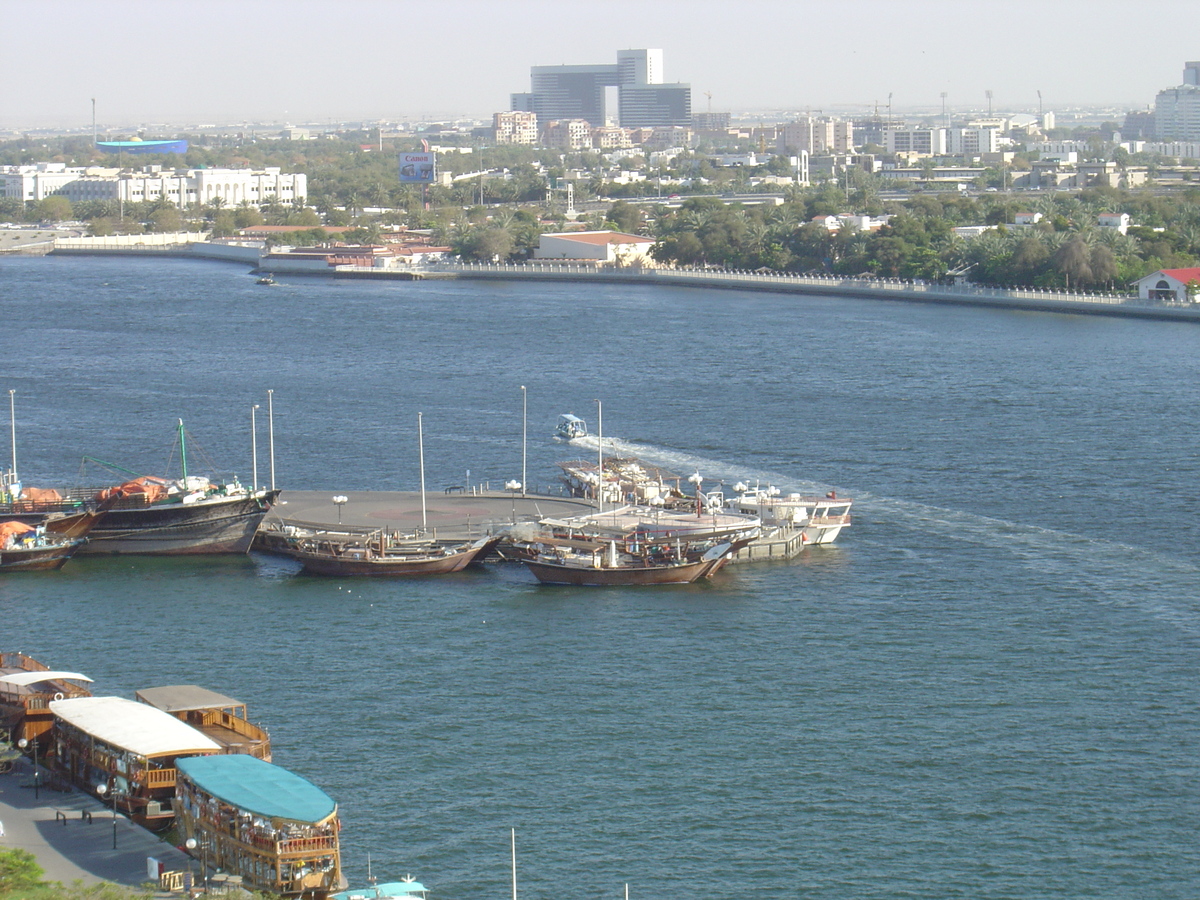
{"left": 266, "top": 490, "right": 595, "bottom": 540}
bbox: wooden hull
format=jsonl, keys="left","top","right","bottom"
{"left": 523, "top": 556, "right": 717, "bottom": 585}
{"left": 77, "top": 491, "right": 278, "bottom": 556}
{"left": 0, "top": 540, "right": 83, "bottom": 572}
{"left": 295, "top": 538, "right": 496, "bottom": 576}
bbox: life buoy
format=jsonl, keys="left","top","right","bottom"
{"left": 53, "top": 692, "right": 64, "bottom": 700}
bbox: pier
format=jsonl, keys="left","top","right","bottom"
{"left": 268, "top": 490, "right": 595, "bottom": 539}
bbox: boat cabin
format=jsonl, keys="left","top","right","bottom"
{"left": 331, "top": 880, "right": 429, "bottom": 900}
{"left": 176, "top": 754, "right": 342, "bottom": 898}
{"left": 554, "top": 414, "right": 588, "bottom": 441}
{"left": 49, "top": 696, "right": 221, "bottom": 830}
{"left": 135, "top": 685, "right": 271, "bottom": 762}
{"left": 0, "top": 652, "right": 93, "bottom": 749}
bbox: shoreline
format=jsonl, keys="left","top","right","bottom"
{"left": 40, "top": 238, "right": 1200, "bottom": 323}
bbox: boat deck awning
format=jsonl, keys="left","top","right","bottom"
{"left": 177, "top": 754, "right": 336, "bottom": 824}
{"left": 50, "top": 696, "right": 221, "bottom": 758}
{"left": 135, "top": 685, "right": 244, "bottom": 713}
{"left": 0, "top": 670, "right": 94, "bottom": 687}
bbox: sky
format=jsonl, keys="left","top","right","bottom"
{"left": 2, "top": 0, "right": 1194, "bottom": 130}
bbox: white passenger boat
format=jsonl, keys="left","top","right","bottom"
{"left": 720, "top": 483, "right": 852, "bottom": 546}
{"left": 553, "top": 413, "right": 588, "bottom": 441}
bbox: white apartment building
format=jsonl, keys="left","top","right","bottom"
{"left": 885, "top": 128, "right": 948, "bottom": 155}
{"left": 778, "top": 117, "right": 852, "bottom": 155}
{"left": 2, "top": 164, "right": 306, "bottom": 208}
{"left": 1155, "top": 62, "right": 1200, "bottom": 141}
{"left": 948, "top": 126, "right": 1000, "bottom": 155}
{"left": 493, "top": 111, "right": 538, "bottom": 145}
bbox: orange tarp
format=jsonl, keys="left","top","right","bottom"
{"left": 21, "top": 487, "right": 63, "bottom": 503}
{"left": 0, "top": 520, "right": 36, "bottom": 544}
{"left": 95, "top": 476, "right": 171, "bottom": 504}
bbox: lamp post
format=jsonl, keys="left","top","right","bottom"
{"left": 186, "top": 836, "right": 211, "bottom": 895}
{"left": 520, "top": 385, "right": 527, "bottom": 498}
{"left": 17, "top": 737, "right": 38, "bottom": 800}
{"left": 688, "top": 472, "right": 704, "bottom": 518}
{"left": 267, "top": 389, "right": 276, "bottom": 491}
{"left": 95, "top": 782, "right": 119, "bottom": 849}
{"left": 505, "top": 480, "right": 522, "bottom": 523}
{"left": 251, "top": 404, "right": 260, "bottom": 492}
{"left": 332, "top": 495, "right": 348, "bottom": 525}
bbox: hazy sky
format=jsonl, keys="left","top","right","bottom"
{"left": 2, "top": 0, "right": 1192, "bottom": 129}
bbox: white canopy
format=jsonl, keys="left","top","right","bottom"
{"left": 50, "top": 696, "right": 221, "bottom": 759}
{"left": 0, "top": 671, "right": 94, "bottom": 686}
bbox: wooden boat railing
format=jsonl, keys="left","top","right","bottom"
{"left": 278, "top": 834, "right": 338, "bottom": 854}
{"left": 144, "top": 767, "right": 177, "bottom": 788}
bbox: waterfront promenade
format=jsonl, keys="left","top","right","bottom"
{"left": 46, "top": 234, "right": 1200, "bottom": 323}
{"left": 271, "top": 489, "right": 594, "bottom": 537}
{"left": 0, "top": 759, "right": 192, "bottom": 890}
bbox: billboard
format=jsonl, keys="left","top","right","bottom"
{"left": 97, "top": 139, "right": 188, "bottom": 155}
{"left": 398, "top": 152, "right": 436, "bottom": 183}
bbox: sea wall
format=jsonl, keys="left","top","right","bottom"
{"left": 428, "top": 262, "right": 1200, "bottom": 323}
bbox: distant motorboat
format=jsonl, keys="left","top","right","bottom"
{"left": 554, "top": 413, "right": 588, "bottom": 441}
{"left": 255, "top": 273, "right": 277, "bottom": 285}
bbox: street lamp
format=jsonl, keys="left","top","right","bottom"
{"left": 332, "top": 495, "right": 348, "bottom": 525}
{"left": 251, "top": 404, "right": 260, "bottom": 492}
{"left": 688, "top": 472, "right": 704, "bottom": 518}
{"left": 95, "top": 782, "right": 120, "bottom": 849}
{"left": 505, "top": 480, "right": 522, "bottom": 523}
{"left": 186, "top": 836, "right": 211, "bottom": 895}
{"left": 17, "top": 737, "right": 38, "bottom": 800}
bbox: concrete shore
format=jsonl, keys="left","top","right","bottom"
{"left": 269, "top": 489, "right": 594, "bottom": 539}
{"left": 0, "top": 759, "right": 192, "bottom": 890}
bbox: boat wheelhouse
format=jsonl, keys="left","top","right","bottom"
{"left": 554, "top": 414, "right": 588, "bottom": 441}
{"left": 332, "top": 878, "right": 430, "bottom": 900}
{"left": 720, "top": 485, "right": 852, "bottom": 549}
{"left": 49, "top": 696, "right": 220, "bottom": 829}
{"left": 0, "top": 652, "right": 93, "bottom": 748}
{"left": 135, "top": 685, "right": 271, "bottom": 762}
{"left": 176, "top": 754, "right": 343, "bottom": 898}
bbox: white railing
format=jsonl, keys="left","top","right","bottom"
{"left": 434, "top": 261, "right": 1150, "bottom": 309}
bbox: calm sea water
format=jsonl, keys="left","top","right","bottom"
{"left": 2, "top": 256, "right": 1199, "bottom": 899}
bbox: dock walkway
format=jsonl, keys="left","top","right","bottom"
{"left": 269, "top": 490, "right": 595, "bottom": 539}
{"left": 0, "top": 759, "right": 192, "bottom": 891}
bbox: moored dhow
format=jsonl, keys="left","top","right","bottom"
{"left": 135, "top": 685, "right": 272, "bottom": 762}
{"left": 176, "top": 754, "right": 343, "bottom": 897}
{"left": 0, "top": 521, "right": 87, "bottom": 571}
{"left": 49, "top": 695, "right": 221, "bottom": 830}
{"left": 0, "top": 653, "right": 93, "bottom": 749}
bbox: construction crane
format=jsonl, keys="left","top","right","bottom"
{"left": 704, "top": 91, "right": 713, "bottom": 113}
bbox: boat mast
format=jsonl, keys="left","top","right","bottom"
{"left": 267, "top": 389, "right": 276, "bottom": 491}
{"left": 7, "top": 389, "right": 15, "bottom": 485}
{"left": 418, "top": 412, "right": 427, "bottom": 532}
{"left": 511, "top": 827, "right": 517, "bottom": 900}
{"left": 178, "top": 418, "right": 188, "bottom": 483}
{"left": 595, "top": 398, "right": 603, "bottom": 513}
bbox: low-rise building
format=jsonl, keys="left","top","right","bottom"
{"left": 533, "top": 230, "right": 655, "bottom": 265}
{"left": 1135, "top": 267, "right": 1200, "bottom": 302}
{"left": 543, "top": 119, "right": 593, "bottom": 150}
{"left": 494, "top": 111, "right": 539, "bottom": 145}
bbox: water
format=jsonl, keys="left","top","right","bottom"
{"left": 2, "top": 256, "right": 1199, "bottom": 899}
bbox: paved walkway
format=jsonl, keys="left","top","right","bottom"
{"left": 0, "top": 759, "right": 193, "bottom": 890}
{"left": 271, "top": 489, "right": 594, "bottom": 539}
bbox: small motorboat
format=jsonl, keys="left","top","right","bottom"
{"left": 554, "top": 413, "right": 588, "bottom": 441}
{"left": 255, "top": 273, "right": 276, "bottom": 285}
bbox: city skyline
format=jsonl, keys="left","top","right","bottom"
{"left": 2, "top": 0, "right": 1193, "bottom": 129}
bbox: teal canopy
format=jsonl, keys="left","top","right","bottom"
{"left": 177, "top": 755, "right": 336, "bottom": 823}
{"left": 331, "top": 883, "right": 427, "bottom": 899}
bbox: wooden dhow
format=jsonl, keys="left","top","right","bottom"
{"left": 0, "top": 652, "right": 93, "bottom": 749}
{"left": 176, "top": 754, "right": 343, "bottom": 898}
{"left": 136, "top": 685, "right": 271, "bottom": 762}
{"left": 0, "top": 521, "right": 87, "bottom": 572}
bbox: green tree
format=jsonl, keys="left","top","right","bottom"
{"left": 0, "top": 847, "right": 43, "bottom": 893}
{"left": 605, "top": 201, "right": 642, "bottom": 234}
{"left": 37, "top": 195, "right": 73, "bottom": 222}
{"left": 150, "top": 206, "right": 183, "bottom": 232}
{"left": 233, "top": 206, "right": 264, "bottom": 228}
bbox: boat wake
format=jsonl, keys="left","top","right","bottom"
{"left": 568, "top": 434, "right": 1200, "bottom": 636}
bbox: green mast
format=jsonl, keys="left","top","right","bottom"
{"left": 178, "top": 418, "right": 188, "bottom": 484}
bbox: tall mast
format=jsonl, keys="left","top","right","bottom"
{"left": 595, "top": 398, "right": 603, "bottom": 512}
{"left": 267, "top": 389, "right": 276, "bottom": 491}
{"left": 418, "top": 412, "right": 427, "bottom": 532}
{"left": 7, "top": 389, "right": 15, "bottom": 484}
{"left": 178, "top": 418, "right": 188, "bottom": 483}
